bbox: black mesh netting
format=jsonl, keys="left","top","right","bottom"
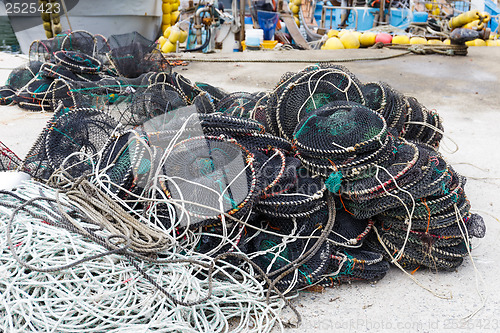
{"left": 215, "top": 92, "right": 261, "bottom": 118}
{"left": 22, "top": 108, "right": 117, "bottom": 179}
{"left": 1, "top": 31, "right": 172, "bottom": 113}
{"left": 0, "top": 141, "right": 22, "bottom": 172}
{"left": 108, "top": 32, "right": 168, "bottom": 78}
{"left": 0, "top": 60, "right": 486, "bottom": 301}
{"left": 160, "top": 135, "right": 259, "bottom": 229}
{"left": 361, "top": 81, "right": 407, "bottom": 137}
{"left": 403, "top": 96, "right": 444, "bottom": 148}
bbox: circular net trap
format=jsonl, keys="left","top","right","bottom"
{"left": 259, "top": 64, "right": 363, "bottom": 137}
{"left": 215, "top": 92, "right": 261, "bottom": 119}
{"left": 21, "top": 108, "right": 118, "bottom": 180}
{"left": 245, "top": 194, "right": 334, "bottom": 293}
{"left": 275, "top": 68, "right": 365, "bottom": 141}
{"left": 195, "top": 81, "right": 229, "bottom": 105}
{"left": 366, "top": 212, "right": 485, "bottom": 271}
{"left": 361, "top": 81, "right": 408, "bottom": 138}
{"left": 341, "top": 142, "right": 455, "bottom": 219}
{"left": 363, "top": 165, "right": 486, "bottom": 271}
{"left": 97, "top": 129, "right": 152, "bottom": 198}
{"left": 402, "top": 96, "right": 444, "bottom": 149}
{"left": 53, "top": 50, "right": 102, "bottom": 74}
{"left": 255, "top": 169, "right": 326, "bottom": 219}
{"left": 293, "top": 101, "right": 391, "bottom": 192}
{"left": 160, "top": 135, "right": 259, "bottom": 229}
{"left": 107, "top": 32, "right": 169, "bottom": 78}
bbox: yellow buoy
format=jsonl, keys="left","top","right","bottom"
{"left": 291, "top": 4, "right": 300, "bottom": 14}
{"left": 392, "top": 35, "right": 410, "bottom": 44}
{"left": 158, "top": 36, "right": 167, "bottom": 48}
{"left": 327, "top": 29, "right": 339, "bottom": 38}
{"left": 162, "top": 3, "right": 172, "bottom": 13}
{"left": 427, "top": 39, "right": 443, "bottom": 45}
{"left": 164, "top": 26, "right": 172, "bottom": 38}
{"left": 162, "top": 14, "right": 171, "bottom": 25}
{"left": 463, "top": 20, "right": 484, "bottom": 30}
{"left": 340, "top": 32, "right": 360, "bottom": 49}
{"left": 352, "top": 31, "right": 362, "bottom": 39}
{"left": 171, "top": 11, "right": 180, "bottom": 24}
{"left": 465, "top": 39, "right": 486, "bottom": 46}
{"left": 410, "top": 36, "right": 427, "bottom": 44}
{"left": 443, "top": 38, "right": 451, "bottom": 45}
{"left": 449, "top": 9, "right": 480, "bottom": 29}
{"left": 337, "top": 29, "right": 349, "bottom": 38}
{"left": 169, "top": 27, "right": 181, "bottom": 44}
{"left": 179, "top": 30, "right": 188, "bottom": 43}
{"left": 294, "top": 16, "right": 300, "bottom": 27}
{"left": 359, "top": 32, "right": 376, "bottom": 47}
{"left": 161, "top": 40, "right": 176, "bottom": 53}
{"left": 293, "top": 0, "right": 302, "bottom": 6}
{"left": 323, "top": 37, "right": 345, "bottom": 50}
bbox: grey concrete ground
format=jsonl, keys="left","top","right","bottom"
{"left": 1, "top": 48, "right": 499, "bottom": 332}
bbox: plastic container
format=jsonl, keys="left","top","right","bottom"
{"left": 245, "top": 29, "right": 264, "bottom": 47}
{"left": 261, "top": 40, "right": 278, "bottom": 49}
{"left": 257, "top": 10, "right": 279, "bottom": 40}
{"left": 412, "top": 11, "right": 428, "bottom": 23}
{"left": 485, "top": 0, "right": 499, "bottom": 32}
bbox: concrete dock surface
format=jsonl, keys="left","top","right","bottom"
{"left": 1, "top": 47, "right": 499, "bottom": 332}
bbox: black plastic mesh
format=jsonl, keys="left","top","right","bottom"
{"left": 403, "top": 97, "right": 444, "bottom": 148}
{"left": 22, "top": 108, "right": 117, "bottom": 180}
{"left": 275, "top": 69, "right": 365, "bottom": 141}
{"left": 247, "top": 202, "right": 333, "bottom": 291}
{"left": 6, "top": 61, "right": 43, "bottom": 90}
{"left": 0, "top": 86, "right": 16, "bottom": 105}
{"left": 324, "top": 248, "right": 389, "bottom": 284}
{"left": 0, "top": 141, "right": 22, "bottom": 172}
{"left": 195, "top": 82, "right": 228, "bottom": 105}
{"left": 215, "top": 92, "right": 260, "bottom": 118}
{"left": 161, "top": 135, "right": 259, "bottom": 228}
{"left": 108, "top": 32, "right": 169, "bottom": 78}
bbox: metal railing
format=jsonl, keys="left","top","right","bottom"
{"left": 320, "top": 5, "right": 359, "bottom": 30}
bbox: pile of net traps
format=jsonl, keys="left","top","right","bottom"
{"left": 0, "top": 31, "right": 486, "bottom": 332}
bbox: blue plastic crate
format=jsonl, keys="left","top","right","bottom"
{"left": 485, "top": 0, "right": 499, "bottom": 33}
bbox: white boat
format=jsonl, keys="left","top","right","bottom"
{"left": 6, "top": 0, "right": 162, "bottom": 54}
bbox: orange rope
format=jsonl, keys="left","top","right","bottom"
{"left": 422, "top": 198, "right": 431, "bottom": 233}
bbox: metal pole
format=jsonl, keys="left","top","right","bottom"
{"left": 240, "top": 0, "right": 246, "bottom": 50}
{"left": 60, "top": 0, "right": 73, "bottom": 31}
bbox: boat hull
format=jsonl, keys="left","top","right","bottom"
{"left": 8, "top": 0, "right": 162, "bottom": 54}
